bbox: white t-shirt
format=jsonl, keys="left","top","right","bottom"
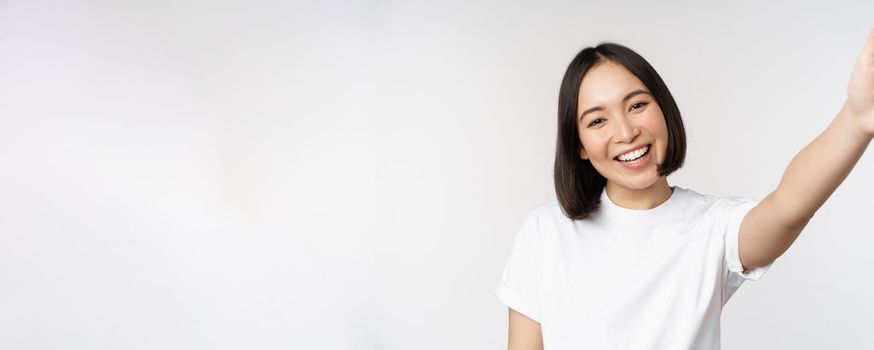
{"left": 493, "top": 186, "right": 773, "bottom": 349}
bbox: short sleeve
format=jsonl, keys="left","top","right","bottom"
{"left": 724, "top": 198, "right": 773, "bottom": 283}
{"left": 493, "top": 213, "right": 541, "bottom": 323}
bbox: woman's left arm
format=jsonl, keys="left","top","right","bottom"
{"left": 738, "top": 29, "right": 874, "bottom": 271}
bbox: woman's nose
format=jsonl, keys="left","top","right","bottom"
{"left": 613, "top": 116, "right": 639, "bottom": 143}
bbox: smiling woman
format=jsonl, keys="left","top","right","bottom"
{"left": 494, "top": 31, "right": 874, "bottom": 349}
{"left": 577, "top": 61, "right": 671, "bottom": 208}
{"left": 554, "top": 43, "right": 687, "bottom": 220}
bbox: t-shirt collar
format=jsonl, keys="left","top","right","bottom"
{"left": 597, "top": 185, "right": 686, "bottom": 225}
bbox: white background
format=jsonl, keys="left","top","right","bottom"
{"left": 1, "top": 0, "right": 872, "bottom": 349}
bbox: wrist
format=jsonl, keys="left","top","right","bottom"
{"left": 838, "top": 101, "right": 874, "bottom": 141}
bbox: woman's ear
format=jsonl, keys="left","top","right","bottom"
{"left": 580, "top": 147, "right": 589, "bottom": 160}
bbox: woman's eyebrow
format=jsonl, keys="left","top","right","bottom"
{"left": 578, "top": 89, "right": 652, "bottom": 121}
{"left": 622, "top": 89, "right": 651, "bottom": 104}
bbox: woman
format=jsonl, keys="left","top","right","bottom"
{"left": 494, "top": 29, "right": 874, "bottom": 349}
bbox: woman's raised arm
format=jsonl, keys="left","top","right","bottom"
{"left": 736, "top": 28, "right": 874, "bottom": 271}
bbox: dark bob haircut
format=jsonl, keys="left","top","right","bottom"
{"left": 554, "top": 43, "right": 686, "bottom": 220}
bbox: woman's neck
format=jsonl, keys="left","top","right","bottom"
{"left": 605, "top": 177, "right": 673, "bottom": 210}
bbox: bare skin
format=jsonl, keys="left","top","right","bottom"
{"left": 508, "top": 308, "right": 543, "bottom": 350}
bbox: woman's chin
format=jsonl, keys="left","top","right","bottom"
{"left": 610, "top": 174, "right": 663, "bottom": 191}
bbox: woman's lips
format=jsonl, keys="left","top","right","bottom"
{"left": 616, "top": 145, "right": 651, "bottom": 170}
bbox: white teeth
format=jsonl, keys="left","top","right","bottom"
{"left": 617, "top": 145, "right": 649, "bottom": 161}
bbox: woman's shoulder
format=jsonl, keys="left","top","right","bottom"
{"left": 511, "top": 199, "right": 565, "bottom": 237}
{"left": 673, "top": 186, "right": 759, "bottom": 212}
{"left": 524, "top": 198, "right": 566, "bottom": 223}
{"left": 509, "top": 199, "right": 570, "bottom": 249}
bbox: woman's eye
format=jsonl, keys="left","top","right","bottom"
{"left": 588, "top": 118, "right": 604, "bottom": 127}
{"left": 629, "top": 102, "right": 648, "bottom": 111}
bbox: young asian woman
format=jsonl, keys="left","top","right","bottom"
{"left": 495, "top": 29, "right": 874, "bottom": 350}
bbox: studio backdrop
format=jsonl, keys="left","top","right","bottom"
{"left": 1, "top": 0, "right": 872, "bottom": 349}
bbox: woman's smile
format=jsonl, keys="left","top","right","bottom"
{"left": 615, "top": 144, "right": 652, "bottom": 169}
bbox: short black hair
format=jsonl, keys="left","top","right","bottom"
{"left": 554, "top": 43, "right": 686, "bottom": 220}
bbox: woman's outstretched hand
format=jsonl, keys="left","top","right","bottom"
{"left": 737, "top": 28, "right": 874, "bottom": 271}
{"left": 847, "top": 28, "right": 874, "bottom": 137}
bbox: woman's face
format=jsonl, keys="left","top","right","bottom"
{"left": 576, "top": 60, "right": 669, "bottom": 192}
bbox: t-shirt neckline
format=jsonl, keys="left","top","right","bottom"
{"left": 598, "top": 185, "right": 686, "bottom": 225}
